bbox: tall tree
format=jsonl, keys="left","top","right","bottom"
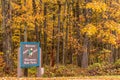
{"left": 1, "top": 0, "right": 13, "bottom": 74}
{"left": 23, "top": 0, "right": 28, "bottom": 76}
{"left": 43, "top": 2, "right": 48, "bottom": 64}
{"left": 32, "top": 0, "right": 39, "bottom": 42}
{"left": 56, "top": 0, "right": 61, "bottom": 64}
{"left": 50, "top": 13, "right": 55, "bottom": 67}
{"left": 81, "top": 0, "right": 92, "bottom": 68}
{"left": 72, "top": 0, "right": 81, "bottom": 66}
{"left": 62, "top": 0, "right": 67, "bottom": 64}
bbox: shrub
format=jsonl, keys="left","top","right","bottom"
{"left": 0, "top": 53, "right": 5, "bottom": 76}
{"left": 114, "top": 59, "right": 120, "bottom": 68}
{"left": 24, "top": 61, "right": 120, "bottom": 77}
{"left": 28, "top": 67, "right": 37, "bottom": 77}
{"left": 87, "top": 63, "right": 103, "bottom": 76}
{"left": 43, "top": 64, "right": 84, "bottom": 77}
{"left": 87, "top": 62, "right": 120, "bottom": 76}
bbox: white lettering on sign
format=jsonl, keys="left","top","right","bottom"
{"left": 24, "top": 58, "right": 37, "bottom": 64}
{"left": 24, "top": 61, "right": 30, "bottom": 64}
{"left": 24, "top": 58, "right": 37, "bottom": 61}
{"left": 33, "top": 49, "right": 37, "bottom": 53}
{"left": 25, "top": 45, "right": 36, "bottom": 48}
{"left": 23, "top": 49, "right": 28, "bottom": 54}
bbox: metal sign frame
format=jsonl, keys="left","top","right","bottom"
{"left": 20, "top": 42, "right": 40, "bottom": 68}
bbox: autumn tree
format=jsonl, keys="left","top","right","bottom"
{"left": 1, "top": 0, "right": 13, "bottom": 74}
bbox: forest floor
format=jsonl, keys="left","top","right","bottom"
{"left": 1, "top": 76, "right": 120, "bottom": 80}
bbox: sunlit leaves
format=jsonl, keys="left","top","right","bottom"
{"left": 102, "top": 33, "right": 116, "bottom": 45}
{"left": 104, "top": 20, "right": 119, "bottom": 32}
{"left": 11, "top": 2, "right": 20, "bottom": 10}
{"left": 43, "top": 0, "right": 66, "bottom": 4}
{"left": 107, "top": 1, "right": 120, "bottom": 22}
{"left": 81, "top": 24, "right": 97, "bottom": 37}
{"left": 97, "top": 20, "right": 120, "bottom": 45}
{"left": 35, "top": 13, "right": 44, "bottom": 23}
{"left": 43, "top": 0, "right": 57, "bottom": 3}
{"left": 86, "top": 1, "right": 107, "bottom": 13}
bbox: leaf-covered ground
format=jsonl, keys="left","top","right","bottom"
{"left": 1, "top": 76, "right": 120, "bottom": 80}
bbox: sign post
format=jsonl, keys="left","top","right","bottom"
{"left": 18, "top": 42, "right": 41, "bottom": 77}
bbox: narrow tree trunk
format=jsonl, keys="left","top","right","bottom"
{"left": 24, "top": 23, "right": 27, "bottom": 42}
{"left": 73, "top": 0, "right": 81, "bottom": 66}
{"left": 17, "top": 0, "right": 23, "bottom": 42}
{"left": 24, "top": 0, "right": 27, "bottom": 42}
{"left": 115, "top": 47, "right": 118, "bottom": 61}
{"left": 110, "top": 45, "right": 114, "bottom": 63}
{"left": 44, "top": 3, "right": 48, "bottom": 65}
{"left": 62, "top": 1, "right": 66, "bottom": 65}
{"left": 67, "top": 3, "right": 73, "bottom": 64}
{"left": 62, "top": 0, "right": 68, "bottom": 64}
{"left": 50, "top": 13, "right": 55, "bottom": 67}
{"left": 32, "top": 0, "right": 39, "bottom": 42}
{"left": 65, "top": 7, "right": 69, "bottom": 64}
{"left": 118, "top": 47, "right": 120, "bottom": 59}
{"left": 56, "top": 1, "right": 61, "bottom": 64}
{"left": 23, "top": 0, "right": 28, "bottom": 76}
{"left": 62, "top": 28, "right": 65, "bottom": 64}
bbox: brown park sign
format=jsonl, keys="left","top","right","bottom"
{"left": 20, "top": 42, "right": 40, "bottom": 68}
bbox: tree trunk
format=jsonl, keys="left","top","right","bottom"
{"left": 50, "top": 13, "right": 55, "bottom": 67}
{"left": 44, "top": 3, "right": 48, "bottom": 65}
{"left": 2, "top": 0, "right": 13, "bottom": 74}
{"left": 81, "top": 0, "right": 92, "bottom": 68}
{"left": 65, "top": 4, "right": 69, "bottom": 64}
{"left": 81, "top": 35, "right": 89, "bottom": 68}
{"left": 32, "top": 0, "right": 39, "bottom": 42}
{"left": 56, "top": 1, "right": 61, "bottom": 64}
{"left": 62, "top": 0, "right": 67, "bottom": 65}
{"left": 23, "top": 0, "right": 28, "bottom": 76}
{"left": 118, "top": 47, "right": 120, "bottom": 59}
{"left": 67, "top": 3, "right": 73, "bottom": 64}
{"left": 110, "top": 45, "right": 114, "bottom": 63}
{"left": 73, "top": 0, "right": 81, "bottom": 66}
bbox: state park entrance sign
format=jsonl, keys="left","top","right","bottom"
{"left": 20, "top": 42, "right": 40, "bottom": 68}
{"left": 18, "top": 42, "right": 41, "bottom": 77}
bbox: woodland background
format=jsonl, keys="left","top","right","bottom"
{"left": 0, "top": 0, "right": 120, "bottom": 77}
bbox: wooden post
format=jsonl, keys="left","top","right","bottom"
{"left": 17, "top": 48, "right": 23, "bottom": 77}
{"left": 37, "top": 48, "right": 41, "bottom": 77}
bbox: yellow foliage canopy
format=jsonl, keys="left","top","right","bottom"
{"left": 86, "top": 1, "right": 107, "bottom": 13}
{"left": 81, "top": 24, "right": 97, "bottom": 37}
